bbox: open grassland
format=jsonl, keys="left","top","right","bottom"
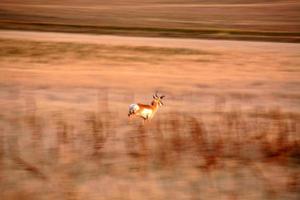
{"left": 1, "top": 100, "right": 299, "bottom": 200}
{"left": 0, "top": 0, "right": 300, "bottom": 42}
{"left": 0, "top": 31, "right": 300, "bottom": 199}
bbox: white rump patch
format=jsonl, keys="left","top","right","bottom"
{"left": 129, "top": 104, "right": 139, "bottom": 113}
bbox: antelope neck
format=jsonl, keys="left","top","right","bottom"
{"left": 151, "top": 101, "right": 159, "bottom": 111}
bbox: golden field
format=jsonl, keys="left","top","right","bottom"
{"left": 0, "top": 30, "right": 299, "bottom": 200}
{"left": 0, "top": 1, "right": 300, "bottom": 199}
{"left": 0, "top": 0, "right": 300, "bottom": 42}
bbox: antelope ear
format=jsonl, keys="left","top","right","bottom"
{"left": 153, "top": 95, "right": 156, "bottom": 99}
{"left": 160, "top": 95, "right": 165, "bottom": 99}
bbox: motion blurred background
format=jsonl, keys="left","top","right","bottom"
{"left": 0, "top": 1, "right": 299, "bottom": 200}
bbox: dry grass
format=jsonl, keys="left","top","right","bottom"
{"left": 0, "top": 0, "right": 300, "bottom": 42}
{"left": 0, "top": 39, "right": 207, "bottom": 57}
{"left": 0, "top": 32, "right": 299, "bottom": 199}
{"left": 0, "top": 95, "right": 299, "bottom": 200}
{"left": 0, "top": 38, "right": 211, "bottom": 64}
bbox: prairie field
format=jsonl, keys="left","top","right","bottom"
{"left": 0, "top": 0, "right": 300, "bottom": 199}
{"left": 0, "top": 30, "right": 299, "bottom": 200}
{"left": 0, "top": 0, "right": 300, "bottom": 42}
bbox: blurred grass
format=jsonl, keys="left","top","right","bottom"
{"left": 0, "top": 94, "right": 299, "bottom": 199}
{"left": 1, "top": 21, "right": 300, "bottom": 43}
{"left": 0, "top": 38, "right": 214, "bottom": 64}
{"left": 1, "top": 0, "right": 300, "bottom": 42}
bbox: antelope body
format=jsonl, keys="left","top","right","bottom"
{"left": 128, "top": 93, "right": 165, "bottom": 121}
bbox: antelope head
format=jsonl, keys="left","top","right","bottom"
{"left": 152, "top": 92, "right": 165, "bottom": 107}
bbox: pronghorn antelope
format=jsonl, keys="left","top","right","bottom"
{"left": 128, "top": 93, "right": 165, "bottom": 121}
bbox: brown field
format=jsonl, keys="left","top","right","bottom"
{"left": 0, "top": 29, "right": 299, "bottom": 200}
{"left": 0, "top": 1, "right": 300, "bottom": 199}
{"left": 0, "top": 0, "right": 300, "bottom": 42}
